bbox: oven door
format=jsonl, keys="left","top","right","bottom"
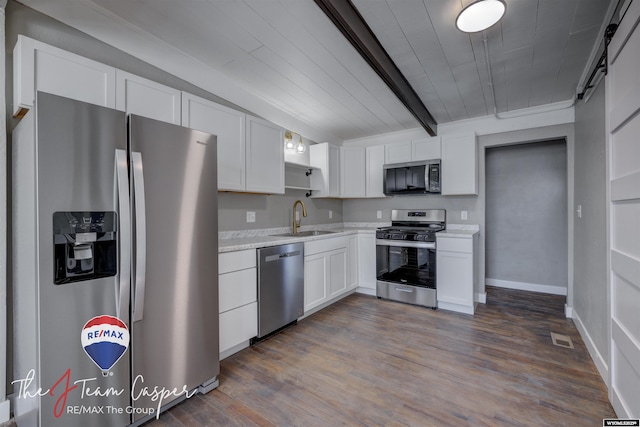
{"left": 375, "top": 239, "right": 437, "bottom": 307}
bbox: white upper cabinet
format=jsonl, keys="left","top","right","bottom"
{"left": 366, "top": 145, "right": 386, "bottom": 198}
{"left": 385, "top": 137, "right": 441, "bottom": 164}
{"left": 310, "top": 142, "right": 341, "bottom": 198}
{"left": 116, "top": 71, "right": 181, "bottom": 125}
{"left": 182, "top": 93, "right": 246, "bottom": 191}
{"left": 385, "top": 142, "right": 412, "bottom": 164}
{"left": 13, "top": 35, "right": 116, "bottom": 116}
{"left": 245, "top": 116, "right": 285, "bottom": 194}
{"left": 412, "top": 137, "right": 441, "bottom": 161}
{"left": 441, "top": 134, "right": 478, "bottom": 195}
{"left": 340, "top": 146, "right": 366, "bottom": 198}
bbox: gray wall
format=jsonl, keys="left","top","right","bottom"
{"left": 219, "top": 192, "right": 342, "bottom": 232}
{"left": 485, "top": 140, "right": 568, "bottom": 287}
{"left": 573, "top": 82, "right": 608, "bottom": 363}
{"left": 342, "top": 194, "right": 479, "bottom": 224}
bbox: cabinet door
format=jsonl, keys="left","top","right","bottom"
{"left": 246, "top": 116, "right": 285, "bottom": 194}
{"left": 328, "top": 249, "right": 348, "bottom": 297}
{"left": 441, "top": 134, "right": 478, "bottom": 195}
{"left": 412, "top": 137, "right": 441, "bottom": 161}
{"left": 328, "top": 144, "right": 341, "bottom": 197}
{"left": 366, "top": 145, "right": 386, "bottom": 197}
{"left": 219, "top": 302, "right": 257, "bottom": 354}
{"left": 385, "top": 142, "right": 412, "bottom": 164}
{"left": 304, "top": 253, "right": 328, "bottom": 312}
{"left": 357, "top": 234, "right": 377, "bottom": 291}
{"left": 13, "top": 35, "right": 116, "bottom": 116}
{"left": 437, "top": 251, "right": 473, "bottom": 306}
{"left": 341, "top": 146, "right": 366, "bottom": 197}
{"left": 182, "top": 93, "right": 246, "bottom": 191}
{"left": 348, "top": 236, "right": 359, "bottom": 289}
{"left": 116, "top": 71, "right": 181, "bottom": 124}
{"left": 310, "top": 143, "right": 341, "bottom": 198}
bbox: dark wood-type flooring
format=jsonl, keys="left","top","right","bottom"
{"left": 147, "top": 286, "right": 615, "bottom": 426}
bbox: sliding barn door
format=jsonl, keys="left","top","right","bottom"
{"left": 607, "top": 0, "right": 640, "bottom": 417}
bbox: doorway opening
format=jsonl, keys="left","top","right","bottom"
{"left": 484, "top": 139, "right": 568, "bottom": 310}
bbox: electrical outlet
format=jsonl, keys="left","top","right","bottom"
{"left": 577, "top": 205, "right": 582, "bottom": 218}
{"left": 329, "top": 210, "right": 333, "bottom": 219}
{"left": 461, "top": 211, "right": 468, "bottom": 220}
{"left": 246, "top": 211, "right": 256, "bottom": 223}
{"left": 377, "top": 210, "right": 382, "bottom": 219}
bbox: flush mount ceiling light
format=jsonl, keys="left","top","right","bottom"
{"left": 456, "top": 0, "right": 506, "bottom": 33}
{"left": 284, "top": 131, "right": 306, "bottom": 153}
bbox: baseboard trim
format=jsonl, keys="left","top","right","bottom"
{"left": 0, "top": 400, "right": 9, "bottom": 423}
{"left": 564, "top": 304, "right": 573, "bottom": 318}
{"left": 486, "top": 278, "right": 567, "bottom": 296}
{"left": 573, "top": 309, "right": 609, "bottom": 388}
{"left": 475, "top": 292, "right": 487, "bottom": 304}
{"left": 356, "top": 286, "right": 376, "bottom": 296}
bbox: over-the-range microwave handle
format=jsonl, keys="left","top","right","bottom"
{"left": 115, "top": 149, "right": 131, "bottom": 321}
{"left": 131, "top": 151, "right": 147, "bottom": 323}
{"left": 375, "top": 239, "right": 436, "bottom": 250}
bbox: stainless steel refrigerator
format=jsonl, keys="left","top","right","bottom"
{"left": 12, "top": 92, "right": 219, "bottom": 426}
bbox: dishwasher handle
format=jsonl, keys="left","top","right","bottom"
{"left": 264, "top": 250, "right": 302, "bottom": 262}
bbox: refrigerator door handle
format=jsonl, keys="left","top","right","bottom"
{"left": 132, "top": 151, "right": 147, "bottom": 322}
{"left": 115, "top": 149, "right": 131, "bottom": 320}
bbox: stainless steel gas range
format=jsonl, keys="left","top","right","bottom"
{"left": 375, "top": 209, "right": 446, "bottom": 308}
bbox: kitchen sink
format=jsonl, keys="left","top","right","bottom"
{"left": 270, "top": 230, "right": 338, "bottom": 237}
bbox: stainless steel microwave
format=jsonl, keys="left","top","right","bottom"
{"left": 383, "top": 159, "right": 441, "bottom": 195}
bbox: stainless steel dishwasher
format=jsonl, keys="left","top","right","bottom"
{"left": 256, "top": 242, "right": 304, "bottom": 339}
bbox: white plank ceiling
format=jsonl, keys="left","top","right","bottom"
{"left": 18, "top": 0, "right": 613, "bottom": 141}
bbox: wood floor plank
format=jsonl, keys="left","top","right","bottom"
{"left": 145, "top": 286, "right": 615, "bottom": 426}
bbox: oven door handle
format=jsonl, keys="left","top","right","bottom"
{"left": 376, "top": 239, "right": 436, "bottom": 249}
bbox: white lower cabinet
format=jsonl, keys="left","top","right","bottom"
{"left": 218, "top": 249, "right": 257, "bottom": 358}
{"left": 436, "top": 234, "right": 477, "bottom": 314}
{"left": 304, "top": 237, "right": 349, "bottom": 313}
{"left": 348, "top": 235, "right": 358, "bottom": 289}
{"left": 356, "top": 233, "right": 377, "bottom": 295}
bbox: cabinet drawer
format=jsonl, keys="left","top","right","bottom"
{"left": 219, "top": 302, "right": 257, "bottom": 352}
{"left": 219, "top": 268, "right": 257, "bottom": 313}
{"left": 305, "top": 236, "right": 347, "bottom": 256}
{"left": 437, "top": 237, "right": 473, "bottom": 253}
{"left": 219, "top": 249, "right": 256, "bottom": 274}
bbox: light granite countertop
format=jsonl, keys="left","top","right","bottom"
{"left": 219, "top": 223, "right": 382, "bottom": 253}
{"left": 437, "top": 224, "right": 480, "bottom": 238}
{"left": 218, "top": 222, "right": 479, "bottom": 252}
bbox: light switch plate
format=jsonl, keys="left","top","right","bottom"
{"left": 329, "top": 210, "right": 333, "bottom": 219}
{"left": 246, "top": 211, "right": 256, "bottom": 223}
{"left": 461, "top": 211, "right": 468, "bottom": 220}
{"left": 377, "top": 210, "right": 382, "bottom": 219}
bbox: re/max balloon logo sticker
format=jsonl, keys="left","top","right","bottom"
{"left": 81, "top": 315, "right": 129, "bottom": 374}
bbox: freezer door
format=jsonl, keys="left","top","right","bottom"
{"left": 18, "top": 92, "right": 130, "bottom": 427}
{"left": 128, "top": 115, "right": 219, "bottom": 421}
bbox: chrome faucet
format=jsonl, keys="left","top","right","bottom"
{"left": 292, "top": 200, "right": 307, "bottom": 234}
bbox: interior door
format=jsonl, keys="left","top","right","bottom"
{"left": 606, "top": 0, "right": 640, "bottom": 417}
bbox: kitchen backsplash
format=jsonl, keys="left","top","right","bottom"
{"left": 218, "top": 191, "right": 343, "bottom": 232}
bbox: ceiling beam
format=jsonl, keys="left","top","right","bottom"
{"left": 314, "top": 0, "right": 437, "bottom": 136}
